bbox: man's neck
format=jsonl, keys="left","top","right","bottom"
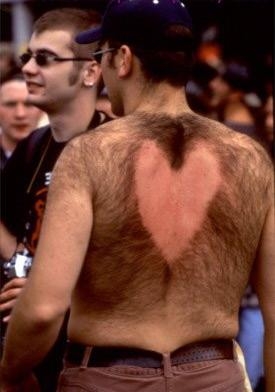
{"left": 124, "top": 81, "right": 192, "bottom": 117}
{"left": 48, "top": 96, "right": 96, "bottom": 142}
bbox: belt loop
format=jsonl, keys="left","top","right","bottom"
{"left": 162, "top": 352, "right": 173, "bottom": 378}
{"left": 80, "top": 346, "right": 93, "bottom": 369}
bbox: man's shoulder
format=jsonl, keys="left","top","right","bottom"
{"left": 196, "top": 113, "right": 270, "bottom": 155}
{"left": 81, "top": 116, "right": 128, "bottom": 143}
{"left": 202, "top": 116, "right": 273, "bottom": 194}
{"left": 224, "top": 124, "right": 272, "bottom": 166}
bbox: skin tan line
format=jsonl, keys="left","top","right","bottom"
{"left": 135, "top": 140, "right": 222, "bottom": 262}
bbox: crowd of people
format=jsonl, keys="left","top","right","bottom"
{"left": 0, "top": 1, "right": 273, "bottom": 392}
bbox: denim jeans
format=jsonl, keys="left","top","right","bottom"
{"left": 238, "top": 307, "right": 264, "bottom": 389}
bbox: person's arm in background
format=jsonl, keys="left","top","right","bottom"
{"left": 0, "top": 221, "right": 26, "bottom": 324}
{"left": 0, "top": 133, "right": 37, "bottom": 321}
{"left": 0, "top": 213, "right": 27, "bottom": 328}
{"left": 252, "top": 179, "right": 275, "bottom": 392}
{"left": 0, "top": 279, "right": 27, "bottom": 323}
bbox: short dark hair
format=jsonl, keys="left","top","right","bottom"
{"left": 108, "top": 25, "right": 194, "bottom": 87}
{"left": 33, "top": 8, "right": 101, "bottom": 57}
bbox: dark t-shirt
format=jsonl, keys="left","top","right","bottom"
{"left": 0, "top": 146, "right": 9, "bottom": 170}
{"left": 1, "top": 110, "right": 107, "bottom": 256}
{"left": 1, "top": 125, "right": 65, "bottom": 255}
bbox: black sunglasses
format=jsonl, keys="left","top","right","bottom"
{"left": 20, "top": 52, "right": 93, "bottom": 67}
{"left": 91, "top": 48, "right": 117, "bottom": 63}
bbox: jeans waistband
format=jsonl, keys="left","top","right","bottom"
{"left": 65, "top": 339, "right": 234, "bottom": 368}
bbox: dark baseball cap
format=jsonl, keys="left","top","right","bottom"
{"left": 222, "top": 62, "right": 251, "bottom": 92}
{"left": 75, "top": 0, "right": 192, "bottom": 50}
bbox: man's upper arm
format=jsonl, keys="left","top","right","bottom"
{"left": 252, "top": 154, "right": 275, "bottom": 313}
{"left": 253, "top": 199, "right": 275, "bottom": 316}
{"left": 252, "top": 187, "right": 275, "bottom": 392}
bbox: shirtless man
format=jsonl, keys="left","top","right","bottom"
{"left": 0, "top": 1, "right": 274, "bottom": 391}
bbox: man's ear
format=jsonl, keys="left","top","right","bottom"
{"left": 117, "top": 45, "right": 133, "bottom": 78}
{"left": 83, "top": 61, "right": 102, "bottom": 88}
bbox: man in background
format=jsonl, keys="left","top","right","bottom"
{"left": 0, "top": 73, "right": 42, "bottom": 169}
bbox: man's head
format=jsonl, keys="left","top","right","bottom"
{"left": 0, "top": 73, "right": 42, "bottom": 151}
{"left": 76, "top": 0, "right": 193, "bottom": 87}
{"left": 21, "top": 8, "right": 102, "bottom": 112}
{"left": 209, "top": 62, "right": 251, "bottom": 108}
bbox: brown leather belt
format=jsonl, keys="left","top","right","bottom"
{"left": 66, "top": 339, "right": 234, "bottom": 368}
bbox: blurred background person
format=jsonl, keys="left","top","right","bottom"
{"left": 186, "top": 61, "right": 219, "bottom": 117}
{"left": 0, "top": 42, "right": 20, "bottom": 83}
{"left": 0, "top": 73, "right": 43, "bottom": 169}
{"left": 208, "top": 61, "right": 261, "bottom": 139}
{"left": 238, "top": 286, "right": 265, "bottom": 392}
{"left": 261, "top": 94, "right": 273, "bottom": 157}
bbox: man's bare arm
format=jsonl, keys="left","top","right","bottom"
{"left": 0, "top": 139, "right": 93, "bottom": 387}
{"left": 253, "top": 189, "right": 275, "bottom": 392}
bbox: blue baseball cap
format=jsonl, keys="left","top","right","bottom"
{"left": 75, "top": 0, "right": 192, "bottom": 50}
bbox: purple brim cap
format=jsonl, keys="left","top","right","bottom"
{"left": 76, "top": 26, "right": 102, "bottom": 44}
{"left": 75, "top": 0, "right": 192, "bottom": 47}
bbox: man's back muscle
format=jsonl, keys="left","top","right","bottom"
{"left": 52, "top": 112, "right": 272, "bottom": 348}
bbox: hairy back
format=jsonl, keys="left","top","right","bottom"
{"left": 63, "top": 112, "right": 272, "bottom": 327}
